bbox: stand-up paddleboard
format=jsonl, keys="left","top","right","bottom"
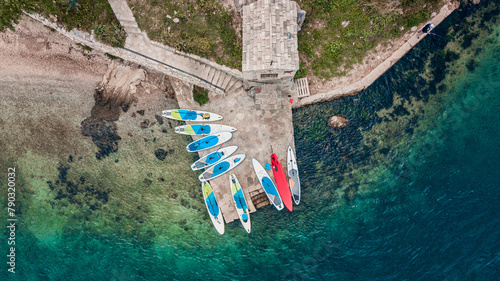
{"left": 191, "top": 145, "right": 238, "bottom": 171}
{"left": 202, "top": 181, "right": 224, "bottom": 235}
{"left": 162, "top": 109, "right": 223, "bottom": 122}
{"left": 229, "top": 174, "right": 251, "bottom": 233}
{"left": 287, "top": 146, "right": 301, "bottom": 205}
{"left": 175, "top": 124, "right": 236, "bottom": 135}
{"left": 199, "top": 154, "right": 246, "bottom": 181}
{"left": 252, "top": 158, "right": 283, "bottom": 211}
{"left": 271, "top": 154, "right": 293, "bottom": 212}
{"left": 186, "top": 132, "right": 232, "bottom": 153}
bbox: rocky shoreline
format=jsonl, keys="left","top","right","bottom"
{"left": 294, "top": 0, "right": 461, "bottom": 108}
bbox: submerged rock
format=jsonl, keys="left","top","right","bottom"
{"left": 155, "top": 149, "right": 168, "bottom": 160}
{"left": 155, "top": 114, "right": 164, "bottom": 125}
{"left": 140, "top": 119, "right": 150, "bottom": 128}
{"left": 82, "top": 63, "right": 146, "bottom": 159}
{"left": 328, "top": 115, "right": 349, "bottom": 128}
{"left": 81, "top": 117, "right": 121, "bottom": 159}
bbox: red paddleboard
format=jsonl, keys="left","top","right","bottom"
{"left": 271, "top": 154, "right": 293, "bottom": 211}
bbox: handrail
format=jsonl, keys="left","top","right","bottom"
{"left": 120, "top": 47, "right": 226, "bottom": 93}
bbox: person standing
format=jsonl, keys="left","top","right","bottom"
{"left": 417, "top": 23, "right": 435, "bottom": 39}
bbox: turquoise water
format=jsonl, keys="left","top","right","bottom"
{"left": 2, "top": 1, "right": 499, "bottom": 280}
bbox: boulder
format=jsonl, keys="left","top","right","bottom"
{"left": 328, "top": 115, "right": 349, "bottom": 128}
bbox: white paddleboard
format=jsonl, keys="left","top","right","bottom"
{"left": 252, "top": 158, "right": 284, "bottom": 211}
{"left": 230, "top": 174, "right": 251, "bottom": 233}
{"left": 162, "top": 109, "right": 223, "bottom": 122}
{"left": 191, "top": 145, "right": 238, "bottom": 171}
{"left": 186, "top": 132, "right": 233, "bottom": 153}
{"left": 202, "top": 181, "right": 224, "bottom": 235}
{"left": 175, "top": 124, "right": 237, "bottom": 135}
{"left": 287, "top": 146, "right": 301, "bottom": 205}
{"left": 199, "top": 154, "right": 246, "bottom": 181}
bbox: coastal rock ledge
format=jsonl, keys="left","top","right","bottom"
{"left": 328, "top": 115, "right": 349, "bottom": 128}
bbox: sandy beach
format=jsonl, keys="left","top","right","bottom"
{"left": 0, "top": 18, "right": 108, "bottom": 83}
{"left": 0, "top": 16, "right": 211, "bottom": 247}
{"left": 0, "top": 17, "right": 111, "bottom": 159}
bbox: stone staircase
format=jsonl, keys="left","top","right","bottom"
{"left": 107, "top": 0, "right": 243, "bottom": 94}
{"left": 249, "top": 191, "right": 270, "bottom": 209}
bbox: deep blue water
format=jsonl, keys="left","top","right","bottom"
{"left": 291, "top": 1, "right": 500, "bottom": 279}
{"left": 2, "top": 1, "right": 499, "bottom": 280}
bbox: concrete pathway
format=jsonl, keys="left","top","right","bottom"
{"left": 107, "top": 0, "right": 243, "bottom": 95}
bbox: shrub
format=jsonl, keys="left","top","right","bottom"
{"left": 193, "top": 86, "right": 209, "bottom": 106}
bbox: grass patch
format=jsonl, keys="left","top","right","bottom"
{"left": 105, "top": 53, "right": 124, "bottom": 62}
{"left": 0, "top": 0, "right": 35, "bottom": 31}
{"left": 0, "top": 0, "right": 125, "bottom": 47}
{"left": 127, "top": 0, "right": 242, "bottom": 69}
{"left": 77, "top": 43, "right": 92, "bottom": 52}
{"left": 294, "top": 62, "right": 308, "bottom": 79}
{"left": 193, "top": 85, "right": 209, "bottom": 106}
{"left": 297, "top": 0, "right": 442, "bottom": 79}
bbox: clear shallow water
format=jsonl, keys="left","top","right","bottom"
{"left": 2, "top": 1, "right": 499, "bottom": 280}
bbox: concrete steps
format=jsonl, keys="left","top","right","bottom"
{"left": 250, "top": 192, "right": 270, "bottom": 209}
{"left": 216, "top": 72, "right": 227, "bottom": 86}
{"left": 206, "top": 67, "right": 216, "bottom": 83}
{"left": 120, "top": 19, "right": 138, "bottom": 27}
{"left": 221, "top": 74, "right": 233, "bottom": 89}
{"left": 199, "top": 64, "right": 211, "bottom": 80}
{"left": 211, "top": 70, "right": 222, "bottom": 84}
{"left": 107, "top": 0, "right": 243, "bottom": 95}
{"left": 226, "top": 80, "right": 243, "bottom": 95}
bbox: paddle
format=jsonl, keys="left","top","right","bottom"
{"left": 235, "top": 192, "right": 249, "bottom": 222}
{"left": 232, "top": 180, "right": 247, "bottom": 212}
{"left": 202, "top": 143, "right": 225, "bottom": 165}
{"left": 207, "top": 194, "right": 219, "bottom": 219}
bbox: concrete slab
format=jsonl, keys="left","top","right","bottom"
{"left": 173, "top": 82, "right": 296, "bottom": 223}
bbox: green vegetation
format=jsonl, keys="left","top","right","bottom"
{"left": 193, "top": 85, "right": 209, "bottom": 105}
{"left": 125, "top": 0, "right": 440, "bottom": 78}
{"left": 294, "top": 62, "right": 309, "bottom": 79}
{"left": 77, "top": 43, "right": 92, "bottom": 52}
{"left": 127, "top": 0, "right": 242, "bottom": 69}
{"left": 298, "top": 0, "right": 442, "bottom": 79}
{"left": 0, "top": 0, "right": 125, "bottom": 47}
{"left": 0, "top": 0, "right": 35, "bottom": 31}
{"left": 1, "top": 0, "right": 442, "bottom": 80}
{"left": 105, "top": 52, "right": 124, "bottom": 62}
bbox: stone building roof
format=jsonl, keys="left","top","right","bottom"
{"left": 242, "top": 0, "right": 299, "bottom": 73}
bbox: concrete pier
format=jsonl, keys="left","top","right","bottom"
{"left": 173, "top": 81, "right": 298, "bottom": 223}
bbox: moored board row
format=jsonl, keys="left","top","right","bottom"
{"left": 252, "top": 146, "right": 301, "bottom": 212}
{"left": 202, "top": 174, "right": 252, "bottom": 235}
{"left": 162, "top": 109, "right": 301, "bottom": 234}
{"left": 163, "top": 109, "right": 249, "bottom": 234}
